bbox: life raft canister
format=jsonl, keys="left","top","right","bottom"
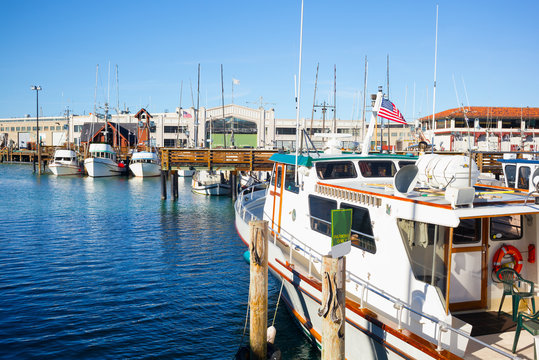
{"left": 492, "top": 244, "right": 524, "bottom": 274}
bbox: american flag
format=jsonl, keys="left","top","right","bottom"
{"left": 182, "top": 111, "right": 192, "bottom": 119}
{"left": 378, "top": 98, "right": 406, "bottom": 124}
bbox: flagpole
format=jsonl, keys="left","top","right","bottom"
{"left": 294, "top": 0, "right": 304, "bottom": 184}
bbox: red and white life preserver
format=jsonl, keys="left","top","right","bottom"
{"left": 492, "top": 244, "right": 524, "bottom": 274}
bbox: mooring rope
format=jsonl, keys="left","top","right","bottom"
{"left": 232, "top": 287, "right": 251, "bottom": 359}
{"left": 272, "top": 278, "right": 285, "bottom": 327}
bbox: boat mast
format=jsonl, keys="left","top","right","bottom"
{"left": 309, "top": 63, "right": 319, "bottom": 136}
{"left": 221, "top": 64, "right": 226, "bottom": 148}
{"left": 195, "top": 64, "right": 200, "bottom": 148}
{"left": 332, "top": 64, "right": 337, "bottom": 133}
{"left": 431, "top": 5, "right": 439, "bottom": 153}
{"left": 177, "top": 81, "right": 183, "bottom": 147}
{"left": 294, "top": 0, "right": 304, "bottom": 184}
{"left": 361, "top": 56, "right": 368, "bottom": 141}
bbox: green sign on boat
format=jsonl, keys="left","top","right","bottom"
{"left": 331, "top": 209, "right": 352, "bottom": 258}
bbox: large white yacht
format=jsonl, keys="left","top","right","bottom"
{"left": 235, "top": 90, "right": 539, "bottom": 359}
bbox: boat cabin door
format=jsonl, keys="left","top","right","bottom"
{"left": 270, "top": 164, "right": 285, "bottom": 233}
{"left": 448, "top": 218, "right": 488, "bottom": 312}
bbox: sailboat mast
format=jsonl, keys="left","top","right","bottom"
{"left": 195, "top": 64, "right": 200, "bottom": 148}
{"left": 361, "top": 56, "right": 368, "bottom": 141}
{"left": 221, "top": 64, "right": 226, "bottom": 148}
{"left": 177, "top": 81, "right": 183, "bottom": 147}
{"left": 294, "top": 0, "right": 304, "bottom": 184}
{"left": 431, "top": 5, "right": 439, "bottom": 153}
{"left": 333, "top": 64, "right": 337, "bottom": 133}
{"left": 309, "top": 63, "right": 319, "bottom": 136}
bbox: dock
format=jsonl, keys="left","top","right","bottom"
{"left": 160, "top": 148, "right": 278, "bottom": 172}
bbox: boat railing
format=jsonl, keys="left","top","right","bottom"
{"left": 235, "top": 185, "right": 522, "bottom": 359}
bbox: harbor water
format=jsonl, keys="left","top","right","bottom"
{"left": 0, "top": 164, "right": 319, "bottom": 359}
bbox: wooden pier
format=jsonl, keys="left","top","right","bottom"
{"left": 160, "top": 148, "right": 278, "bottom": 172}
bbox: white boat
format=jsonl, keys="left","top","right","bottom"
{"left": 192, "top": 170, "right": 231, "bottom": 196}
{"left": 129, "top": 150, "right": 160, "bottom": 177}
{"left": 235, "top": 147, "right": 539, "bottom": 360}
{"left": 48, "top": 149, "right": 82, "bottom": 176}
{"left": 178, "top": 169, "right": 195, "bottom": 177}
{"left": 235, "top": 87, "right": 539, "bottom": 359}
{"left": 498, "top": 154, "right": 539, "bottom": 192}
{"left": 84, "top": 143, "right": 127, "bottom": 177}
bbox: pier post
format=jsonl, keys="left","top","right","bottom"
{"left": 320, "top": 255, "right": 346, "bottom": 360}
{"left": 231, "top": 172, "right": 237, "bottom": 201}
{"left": 171, "top": 170, "right": 178, "bottom": 200}
{"left": 249, "top": 220, "right": 268, "bottom": 360}
{"left": 160, "top": 170, "right": 167, "bottom": 200}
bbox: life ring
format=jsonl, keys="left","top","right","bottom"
{"left": 492, "top": 244, "right": 523, "bottom": 274}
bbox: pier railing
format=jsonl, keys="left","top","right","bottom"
{"left": 235, "top": 184, "right": 521, "bottom": 360}
{"left": 160, "top": 148, "right": 277, "bottom": 172}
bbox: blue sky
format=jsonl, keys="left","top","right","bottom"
{"left": 1, "top": 0, "right": 538, "bottom": 122}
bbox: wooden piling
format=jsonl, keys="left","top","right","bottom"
{"left": 231, "top": 173, "right": 237, "bottom": 201}
{"left": 249, "top": 220, "right": 268, "bottom": 360}
{"left": 171, "top": 170, "right": 179, "bottom": 200}
{"left": 320, "top": 255, "right": 346, "bottom": 360}
{"left": 160, "top": 170, "right": 167, "bottom": 200}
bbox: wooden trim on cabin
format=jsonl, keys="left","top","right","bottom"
{"left": 451, "top": 246, "right": 483, "bottom": 253}
{"left": 278, "top": 164, "right": 285, "bottom": 232}
{"left": 445, "top": 228, "right": 454, "bottom": 315}
{"left": 481, "top": 219, "right": 489, "bottom": 309}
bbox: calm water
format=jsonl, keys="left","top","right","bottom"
{"left": 0, "top": 164, "right": 319, "bottom": 360}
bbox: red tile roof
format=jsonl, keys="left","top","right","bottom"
{"left": 418, "top": 107, "right": 539, "bottom": 122}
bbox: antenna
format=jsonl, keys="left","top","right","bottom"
{"left": 177, "top": 80, "right": 183, "bottom": 146}
{"left": 195, "top": 64, "right": 200, "bottom": 148}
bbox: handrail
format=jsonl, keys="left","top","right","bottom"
{"left": 235, "top": 185, "right": 522, "bottom": 359}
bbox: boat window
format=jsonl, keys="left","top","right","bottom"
{"left": 340, "top": 203, "right": 376, "bottom": 254}
{"left": 358, "top": 161, "right": 396, "bottom": 177}
{"left": 284, "top": 165, "right": 299, "bottom": 193}
{"left": 517, "top": 166, "right": 530, "bottom": 190}
{"left": 397, "top": 218, "right": 448, "bottom": 302}
{"left": 491, "top": 215, "right": 523, "bottom": 241}
{"left": 453, "top": 218, "right": 481, "bottom": 244}
{"left": 505, "top": 165, "right": 516, "bottom": 188}
{"left": 315, "top": 161, "right": 357, "bottom": 180}
{"left": 270, "top": 165, "right": 283, "bottom": 188}
{"left": 398, "top": 161, "right": 415, "bottom": 168}
{"left": 309, "top": 195, "right": 337, "bottom": 236}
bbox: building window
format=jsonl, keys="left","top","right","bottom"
{"left": 16, "top": 127, "right": 20, "bottom": 131}
{"left": 309, "top": 195, "right": 337, "bottom": 236}
{"left": 316, "top": 161, "right": 357, "bottom": 179}
{"left": 341, "top": 203, "right": 375, "bottom": 253}
{"left": 164, "top": 126, "right": 179, "bottom": 133}
{"left": 276, "top": 127, "right": 297, "bottom": 135}
{"left": 163, "top": 139, "right": 175, "bottom": 147}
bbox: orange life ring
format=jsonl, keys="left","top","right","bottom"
{"left": 492, "top": 244, "right": 523, "bottom": 274}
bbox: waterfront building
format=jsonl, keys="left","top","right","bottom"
{"left": 418, "top": 106, "right": 539, "bottom": 152}
{"left": 0, "top": 103, "right": 415, "bottom": 151}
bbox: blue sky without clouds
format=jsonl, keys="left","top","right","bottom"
{"left": 1, "top": 0, "right": 538, "bottom": 122}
